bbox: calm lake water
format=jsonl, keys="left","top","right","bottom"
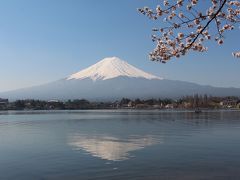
{"left": 1, "top": 110, "right": 240, "bottom": 180}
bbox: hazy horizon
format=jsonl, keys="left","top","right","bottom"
{"left": 1, "top": 56, "right": 240, "bottom": 94}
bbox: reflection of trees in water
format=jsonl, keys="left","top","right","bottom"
{"left": 109, "top": 110, "right": 240, "bottom": 128}
{"left": 66, "top": 111, "right": 240, "bottom": 161}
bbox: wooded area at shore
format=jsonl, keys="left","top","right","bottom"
{"left": 1, "top": 95, "right": 240, "bottom": 110}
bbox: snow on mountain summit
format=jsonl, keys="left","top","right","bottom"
{"left": 67, "top": 57, "right": 163, "bottom": 81}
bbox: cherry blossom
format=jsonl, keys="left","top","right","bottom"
{"left": 138, "top": 0, "right": 240, "bottom": 63}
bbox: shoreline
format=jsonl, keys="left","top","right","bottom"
{"left": 0, "top": 108, "right": 240, "bottom": 114}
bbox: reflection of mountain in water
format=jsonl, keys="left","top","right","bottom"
{"left": 68, "top": 135, "right": 161, "bottom": 161}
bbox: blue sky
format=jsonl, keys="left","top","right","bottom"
{"left": 0, "top": 0, "right": 239, "bottom": 92}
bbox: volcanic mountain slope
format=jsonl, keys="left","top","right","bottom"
{"left": 1, "top": 57, "right": 240, "bottom": 100}
{"left": 67, "top": 57, "right": 162, "bottom": 81}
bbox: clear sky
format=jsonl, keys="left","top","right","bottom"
{"left": 0, "top": 0, "right": 239, "bottom": 92}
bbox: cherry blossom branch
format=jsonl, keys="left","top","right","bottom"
{"left": 138, "top": 0, "right": 240, "bottom": 63}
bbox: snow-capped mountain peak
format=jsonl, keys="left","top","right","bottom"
{"left": 2, "top": 56, "right": 240, "bottom": 100}
{"left": 67, "top": 57, "right": 163, "bottom": 81}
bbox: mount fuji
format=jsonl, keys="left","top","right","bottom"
{"left": 67, "top": 57, "right": 162, "bottom": 81}
{"left": 1, "top": 57, "right": 240, "bottom": 100}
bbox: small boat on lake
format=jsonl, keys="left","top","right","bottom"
{"left": 195, "top": 108, "right": 202, "bottom": 114}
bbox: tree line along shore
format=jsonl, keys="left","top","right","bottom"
{"left": 1, "top": 95, "right": 240, "bottom": 111}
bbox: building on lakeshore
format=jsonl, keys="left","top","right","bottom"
{"left": 220, "top": 99, "right": 238, "bottom": 108}
{"left": 0, "top": 98, "right": 9, "bottom": 110}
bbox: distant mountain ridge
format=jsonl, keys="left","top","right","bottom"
{"left": 1, "top": 57, "right": 240, "bottom": 100}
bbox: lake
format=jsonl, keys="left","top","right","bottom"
{"left": 1, "top": 110, "right": 240, "bottom": 180}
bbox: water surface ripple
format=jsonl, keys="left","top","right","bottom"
{"left": 0, "top": 110, "right": 240, "bottom": 180}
